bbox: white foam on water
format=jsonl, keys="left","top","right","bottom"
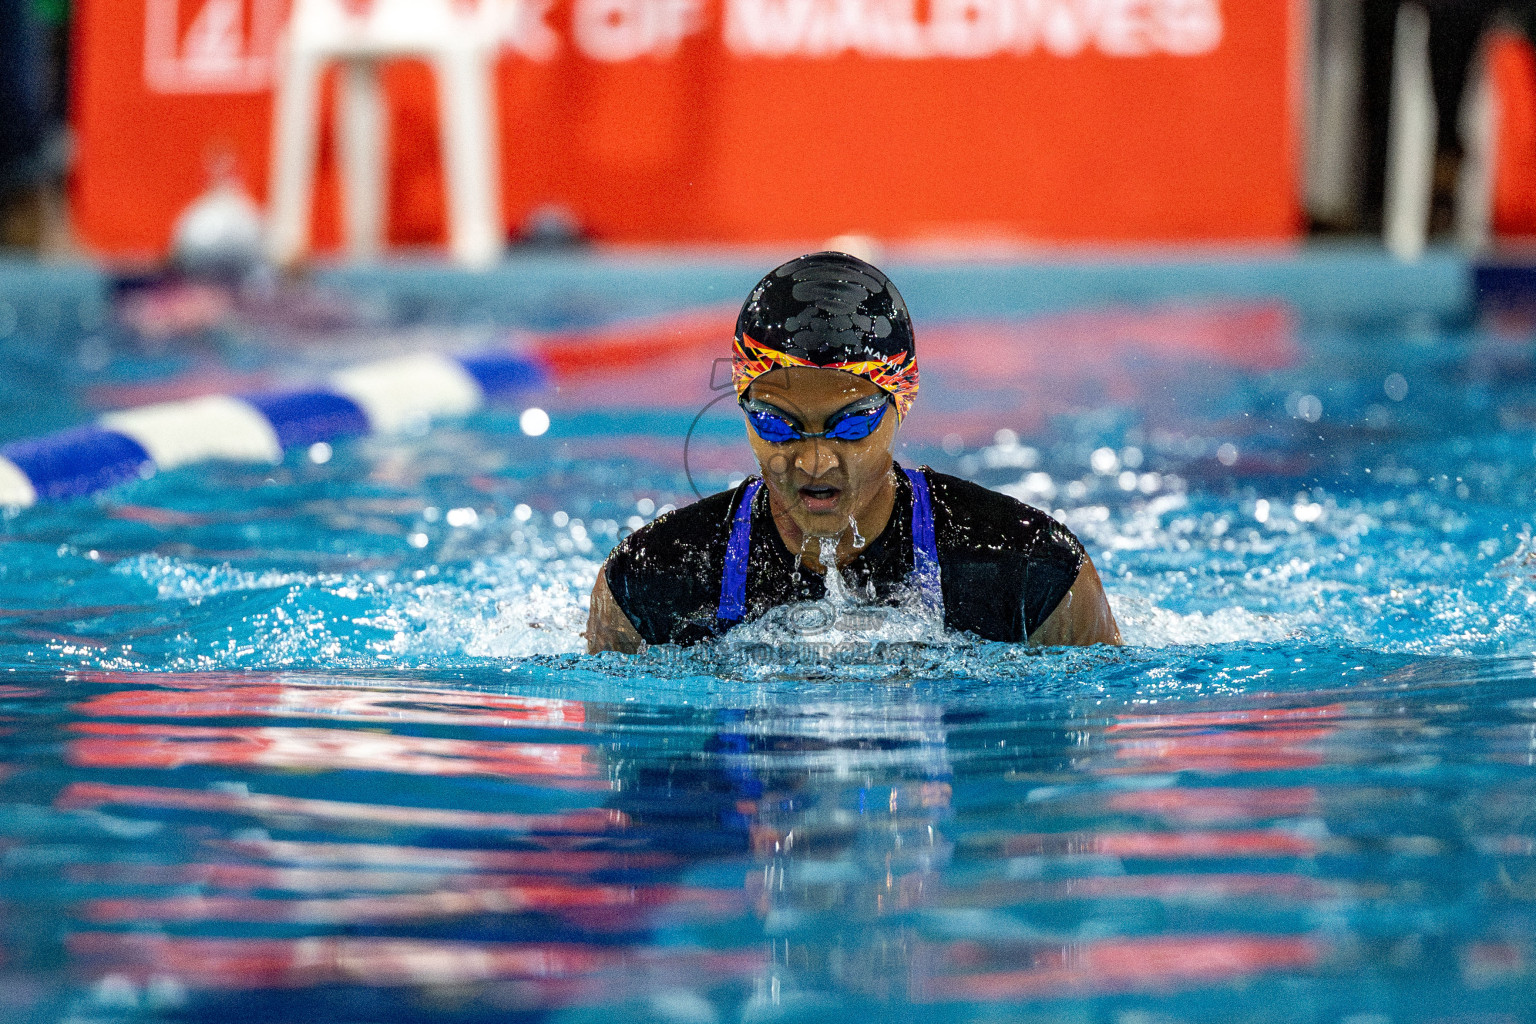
{"left": 1112, "top": 594, "right": 1309, "bottom": 647}
{"left": 114, "top": 553, "right": 327, "bottom": 602}
{"left": 110, "top": 541, "right": 598, "bottom": 668}
{"left": 362, "top": 553, "right": 597, "bottom": 661}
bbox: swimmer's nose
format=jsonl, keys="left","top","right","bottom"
{"left": 794, "top": 440, "right": 839, "bottom": 479}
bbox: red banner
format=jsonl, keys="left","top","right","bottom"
{"left": 70, "top": 0, "right": 1302, "bottom": 256}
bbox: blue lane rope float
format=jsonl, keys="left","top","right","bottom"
{"left": 0, "top": 350, "right": 548, "bottom": 508}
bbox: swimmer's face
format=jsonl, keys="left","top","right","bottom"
{"left": 743, "top": 366, "right": 897, "bottom": 537}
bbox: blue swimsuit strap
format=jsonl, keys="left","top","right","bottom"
{"left": 718, "top": 479, "right": 762, "bottom": 623}
{"left": 905, "top": 467, "right": 944, "bottom": 608}
{"left": 717, "top": 469, "right": 942, "bottom": 624}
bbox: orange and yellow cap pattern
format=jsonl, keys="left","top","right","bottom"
{"left": 731, "top": 332, "right": 920, "bottom": 421}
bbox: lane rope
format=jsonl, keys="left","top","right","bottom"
{"left": 0, "top": 302, "right": 735, "bottom": 509}
{"left": 0, "top": 349, "right": 545, "bottom": 508}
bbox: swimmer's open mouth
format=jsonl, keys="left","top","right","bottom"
{"left": 798, "top": 484, "right": 842, "bottom": 512}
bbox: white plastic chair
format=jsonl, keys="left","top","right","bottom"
{"left": 267, "top": 0, "right": 504, "bottom": 269}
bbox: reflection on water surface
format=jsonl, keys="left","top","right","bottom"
{"left": 1, "top": 661, "right": 1534, "bottom": 1022}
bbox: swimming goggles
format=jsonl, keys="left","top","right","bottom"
{"left": 741, "top": 394, "right": 892, "bottom": 444}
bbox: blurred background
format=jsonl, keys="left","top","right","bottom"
{"left": 6, "top": 0, "right": 1536, "bottom": 264}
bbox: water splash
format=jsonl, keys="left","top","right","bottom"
{"left": 818, "top": 534, "right": 855, "bottom": 608}
{"left": 711, "top": 535, "right": 954, "bottom": 682}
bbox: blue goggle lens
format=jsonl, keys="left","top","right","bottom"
{"left": 823, "top": 402, "right": 888, "bottom": 441}
{"left": 745, "top": 407, "right": 802, "bottom": 444}
{"left": 744, "top": 398, "right": 890, "bottom": 444}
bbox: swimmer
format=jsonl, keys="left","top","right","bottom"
{"left": 586, "top": 252, "right": 1120, "bottom": 653}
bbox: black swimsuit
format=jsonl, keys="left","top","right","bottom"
{"left": 602, "top": 466, "right": 1086, "bottom": 646}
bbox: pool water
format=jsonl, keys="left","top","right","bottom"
{"left": 2, "top": 262, "right": 1536, "bottom": 1022}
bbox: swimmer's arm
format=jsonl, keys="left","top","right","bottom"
{"left": 586, "top": 567, "right": 646, "bottom": 654}
{"left": 1027, "top": 556, "right": 1122, "bottom": 647}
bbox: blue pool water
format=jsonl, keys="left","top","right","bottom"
{"left": 2, "top": 253, "right": 1536, "bottom": 1022}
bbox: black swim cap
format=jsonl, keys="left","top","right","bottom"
{"left": 732, "top": 252, "right": 919, "bottom": 418}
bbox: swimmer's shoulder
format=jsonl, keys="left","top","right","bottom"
{"left": 921, "top": 468, "right": 1085, "bottom": 567}
{"left": 601, "top": 485, "right": 746, "bottom": 645}
{"left": 605, "top": 485, "right": 740, "bottom": 576}
{"left": 921, "top": 468, "right": 1086, "bottom": 640}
